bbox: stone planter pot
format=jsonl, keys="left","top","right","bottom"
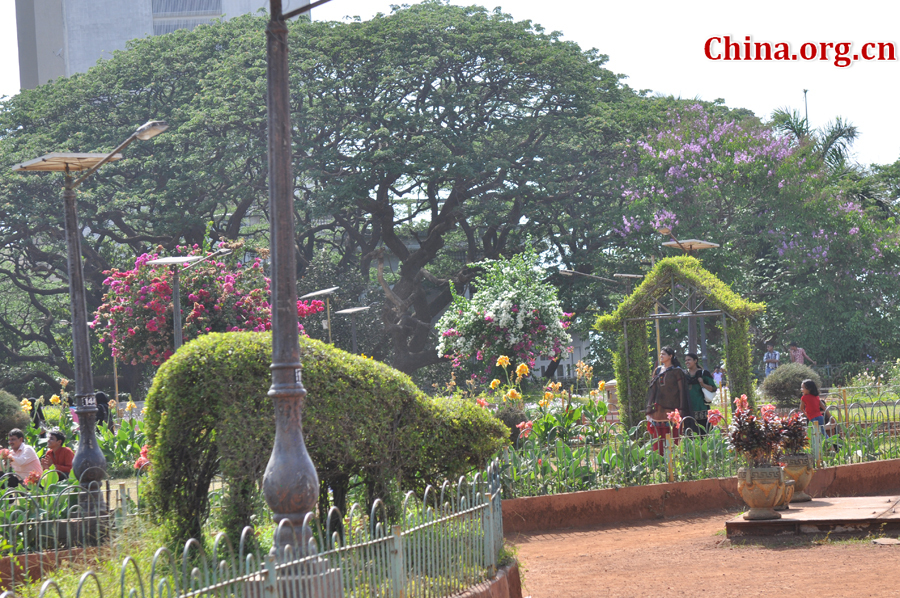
{"left": 737, "top": 465, "right": 785, "bottom": 520}
{"left": 774, "top": 479, "right": 795, "bottom": 511}
{"left": 782, "top": 453, "right": 814, "bottom": 502}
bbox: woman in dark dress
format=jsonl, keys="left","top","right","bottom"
{"left": 684, "top": 352, "right": 717, "bottom": 435}
{"left": 645, "top": 346, "right": 692, "bottom": 454}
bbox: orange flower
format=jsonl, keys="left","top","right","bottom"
{"left": 506, "top": 389, "right": 522, "bottom": 401}
{"left": 496, "top": 356, "right": 510, "bottom": 367}
{"left": 515, "top": 363, "right": 529, "bottom": 377}
{"left": 490, "top": 379, "right": 501, "bottom": 390}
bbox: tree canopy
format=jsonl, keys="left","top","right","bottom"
{"left": 0, "top": 2, "right": 632, "bottom": 392}
{"left": 0, "top": 2, "right": 898, "bottom": 396}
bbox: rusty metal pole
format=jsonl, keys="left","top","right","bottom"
{"left": 262, "top": 0, "right": 319, "bottom": 552}
{"left": 63, "top": 176, "right": 107, "bottom": 507}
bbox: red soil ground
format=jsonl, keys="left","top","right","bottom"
{"left": 509, "top": 510, "right": 900, "bottom": 598}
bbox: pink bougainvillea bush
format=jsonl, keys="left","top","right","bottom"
{"left": 92, "top": 242, "right": 324, "bottom": 366}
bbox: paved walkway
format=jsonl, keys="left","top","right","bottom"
{"left": 727, "top": 494, "right": 900, "bottom": 537}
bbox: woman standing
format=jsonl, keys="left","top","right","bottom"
{"left": 645, "top": 346, "right": 692, "bottom": 454}
{"left": 684, "top": 353, "right": 717, "bottom": 434}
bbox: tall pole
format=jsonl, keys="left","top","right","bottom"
{"left": 699, "top": 317, "right": 709, "bottom": 371}
{"left": 262, "top": 0, "right": 319, "bottom": 552}
{"left": 172, "top": 267, "right": 183, "bottom": 349}
{"left": 688, "top": 294, "right": 697, "bottom": 356}
{"left": 651, "top": 256, "right": 661, "bottom": 363}
{"left": 13, "top": 122, "right": 167, "bottom": 502}
{"left": 62, "top": 174, "right": 107, "bottom": 501}
{"left": 803, "top": 89, "right": 809, "bottom": 127}
{"left": 325, "top": 296, "right": 332, "bottom": 344}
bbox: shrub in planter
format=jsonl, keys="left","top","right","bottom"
{"left": 760, "top": 363, "right": 822, "bottom": 408}
{"left": 144, "top": 332, "right": 508, "bottom": 545}
{"left": 0, "top": 390, "right": 30, "bottom": 440}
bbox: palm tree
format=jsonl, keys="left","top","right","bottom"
{"left": 771, "top": 107, "right": 810, "bottom": 141}
{"left": 771, "top": 107, "right": 859, "bottom": 179}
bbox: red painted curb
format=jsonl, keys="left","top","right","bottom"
{"left": 453, "top": 561, "right": 522, "bottom": 598}
{"left": 502, "top": 458, "right": 900, "bottom": 535}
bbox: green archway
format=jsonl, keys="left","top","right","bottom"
{"left": 594, "top": 256, "right": 765, "bottom": 426}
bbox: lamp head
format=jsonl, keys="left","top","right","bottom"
{"left": 560, "top": 269, "right": 573, "bottom": 277}
{"left": 135, "top": 120, "right": 169, "bottom": 141}
{"left": 656, "top": 226, "right": 671, "bottom": 236}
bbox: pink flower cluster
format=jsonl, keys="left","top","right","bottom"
{"left": 666, "top": 410, "right": 682, "bottom": 428}
{"left": 93, "top": 244, "right": 325, "bottom": 366}
{"left": 134, "top": 444, "right": 150, "bottom": 470}
{"left": 516, "top": 420, "right": 533, "bottom": 439}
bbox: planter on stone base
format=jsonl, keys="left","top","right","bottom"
{"left": 782, "top": 453, "right": 814, "bottom": 502}
{"left": 737, "top": 465, "right": 785, "bottom": 520}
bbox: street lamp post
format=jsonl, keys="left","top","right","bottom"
{"left": 263, "top": 0, "right": 329, "bottom": 555}
{"left": 334, "top": 306, "right": 370, "bottom": 353}
{"left": 300, "top": 287, "right": 340, "bottom": 344}
{"left": 147, "top": 248, "right": 232, "bottom": 350}
{"left": 12, "top": 120, "right": 169, "bottom": 499}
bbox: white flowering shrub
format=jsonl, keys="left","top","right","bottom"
{"left": 437, "top": 252, "right": 572, "bottom": 370}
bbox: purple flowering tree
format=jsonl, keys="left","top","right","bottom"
{"left": 607, "top": 103, "right": 900, "bottom": 362}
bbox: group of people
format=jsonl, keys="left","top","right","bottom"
{"left": 645, "top": 345, "right": 829, "bottom": 455}
{"left": 1, "top": 428, "right": 74, "bottom": 488}
{"left": 1, "top": 388, "right": 116, "bottom": 489}
{"left": 644, "top": 346, "right": 719, "bottom": 454}
{"left": 763, "top": 341, "right": 816, "bottom": 377}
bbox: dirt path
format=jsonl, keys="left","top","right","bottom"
{"left": 509, "top": 510, "right": 900, "bottom": 598}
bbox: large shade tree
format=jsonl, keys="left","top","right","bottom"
{"left": 0, "top": 2, "right": 632, "bottom": 391}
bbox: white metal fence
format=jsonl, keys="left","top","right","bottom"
{"left": 0, "top": 463, "right": 503, "bottom": 598}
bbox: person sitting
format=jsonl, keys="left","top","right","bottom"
{"left": 40, "top": 430, "right": 74, "bottom": 476}
{"left": 2, "top": 428, "right": 43, "bottom": 487}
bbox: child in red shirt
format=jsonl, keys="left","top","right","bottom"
{"left": 800, "top": 379, "right": 826, "bottom": 436}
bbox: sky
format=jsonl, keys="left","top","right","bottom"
{"left": 2, "top": 0, "right": 899, "bottom": 167}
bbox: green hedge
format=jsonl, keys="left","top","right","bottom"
{"left": 0, "top": 390, "right": 30, "bottom": 441}
{"left": 760, "top": 362, "right": 822, "bottom": 409}
{"left": 144, "top": 332, "right": 508, "bottom": 545}
{"left": 725, "top": 318, "right": 754, "bottom": 403}
{"left": 611, "top": 321, "right": 652, "bottom": 427}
